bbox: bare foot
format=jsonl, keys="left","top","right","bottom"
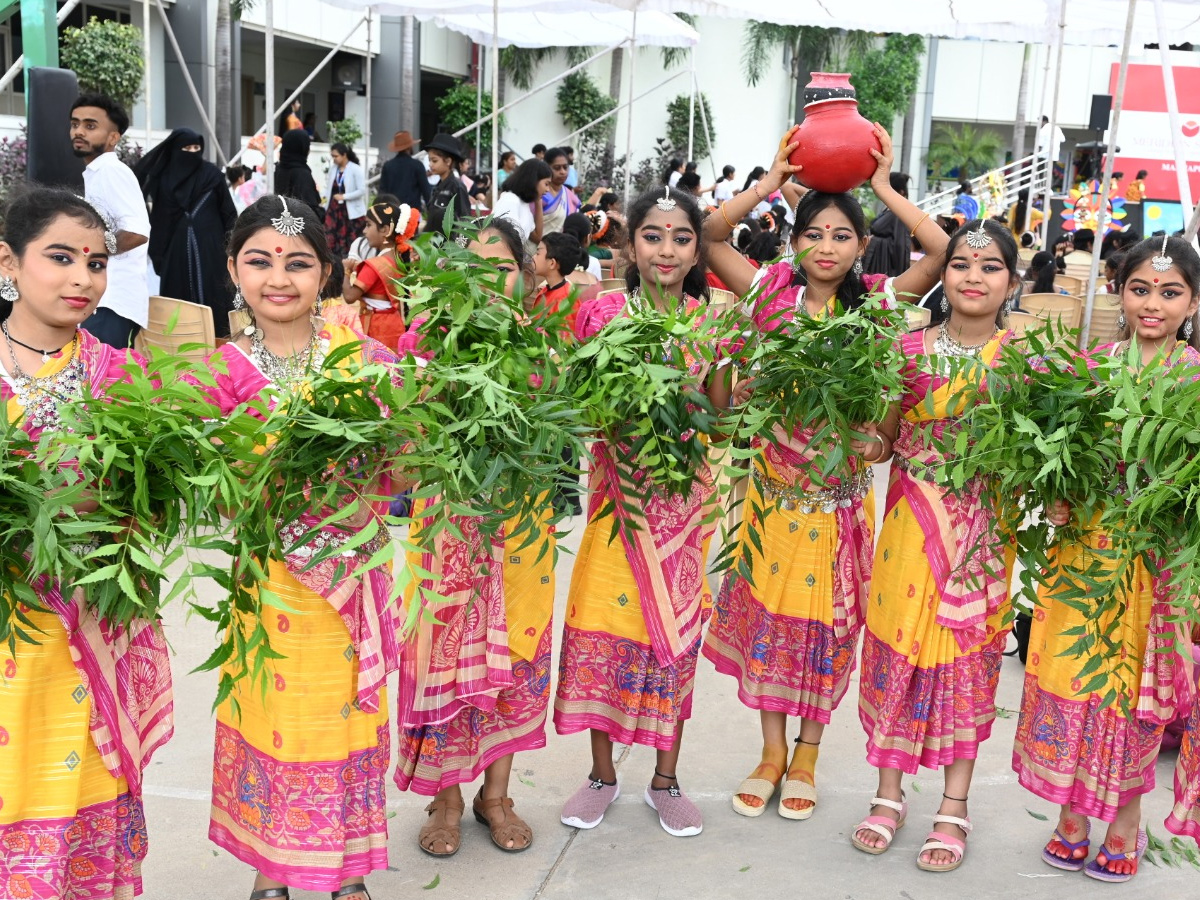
{"left": 1045, "top": 811, "right": 1088, "bottom": 863}
{"left": 736, "top": 750, "right": 786, "bottom": 809}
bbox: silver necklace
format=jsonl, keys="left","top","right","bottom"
{"left": 932, "top": 322, "right": 998, "bottom": 358}
{"left": 3, "top": 325, "right": 83, "bottom": 430}
{"left": 250, "top": 318, "right": 323, "bottom": 391}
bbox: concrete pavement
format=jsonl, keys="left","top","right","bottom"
{"left": 141, "top": 466, "right": 1197, "bottom": 898}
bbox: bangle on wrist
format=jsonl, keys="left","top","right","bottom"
{"left": 910, "top": 211, "right": 931, "bottom": 236}
{"left": 720, "top": 202, "right": 736, "bottom": 229}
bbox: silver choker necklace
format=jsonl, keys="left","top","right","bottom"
{"left": 933, "top": 322, "right": 997, "bottom": 358}
{"left": 250, "top": 319, "right": 323, "bottom": 390}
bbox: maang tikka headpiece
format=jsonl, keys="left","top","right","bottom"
{"left": 656, "top": 185, "right": 677, "bottom": 213}
{"left": 1152, "top": 234, "right": 1173, "bottom": 273}
{"left": 271, "top": 197, "right": 305, "bottom": 238}
{"left": 964, "top": 224, "right": 993, "bottom": 250}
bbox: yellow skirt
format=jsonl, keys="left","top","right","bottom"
{"left": 0, "top": 609, "right": 145, "bottom": 899}
{"left": 208, "top": 559, "right": 390, "bottom": 891}
{"left": 858, "top": 491, "right": 1010, "bottom": 773}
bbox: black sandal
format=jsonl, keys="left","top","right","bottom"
{"left": 331, "top": 884, "right": 371, "bottom": 900}
{"left": 250, "top": 891, "right": 289, "bottom": 900}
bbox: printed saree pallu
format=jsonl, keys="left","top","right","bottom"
{"left": 0, "top": 331, "right": 173, "bottom": 900}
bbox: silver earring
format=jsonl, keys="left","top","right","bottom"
{"left": 852, "top": 259, "right": 863, "bottom": 276}
{"left": 0, "top": 276, "right": 18, "bottom": 303}
{"left": 233, "top": 285, "right": 246, "bottom": 309}
{"left": 940, "top": 294, "right": 949, "bottom": 314}
{"left": 1116, "top": 312, "right": 1127, "bottom": 330}
{"left": 1003, "top": 294, "right": 1015, "bottom": 315}
{"left": 1185, "top": 318, "right": 1194, "bottom": 340}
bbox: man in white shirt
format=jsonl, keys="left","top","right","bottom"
{"left": 1035, "top": 115, "right": 1066, "bottom": 191}
{"left": 70, "top": 94, "right": 150, "bottom": 347}
{"left": 713, "top": 165, "right": 738, "bottom": 204}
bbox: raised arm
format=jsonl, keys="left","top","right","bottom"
{"left": 865, "top": 124, "right": 949, "bottom": 300}
{"left": 702, "top": 126, "right": 801, "bottom": 298}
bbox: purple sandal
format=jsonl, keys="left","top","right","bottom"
{"left": 1042, "top": 820, "right": 1091, "bottom": 871}
{"left": 1083, "top": 829, "right": 1147, "bottom": 883}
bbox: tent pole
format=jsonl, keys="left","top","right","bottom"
{"left": 1083, "top": 0, "right": 1136, "bottom": 344}
{"left": 365, "top": 9, "right": 373, "bottom": 181}
{"left": 1153, "top": 0, "right": 1195, "bottom": 222}
{"left": 491, "top": 0, "right": 499, "bottom": 207}
{"left": 1184, "top": 200, "right": 1200, "bottom": 242}
{"left": 225, "top": 15, "right": 368, "bottom": 167}
{"left": 623, "top": 9, "right": 637, "bottom": 210}
{"left": 1040, "top": 0, "right": 1067, "bottom": 251}
{"left": 264, "top": 0, "right": 275, "bottom": 191}
{"left": 143, "top": 0, "right": 152, "bottom": 147}
{"left": 475, "top": 46, "right": 483, "bottom": 171}
{"left": 687, "top": 46, "right": 695, "bottom": 162}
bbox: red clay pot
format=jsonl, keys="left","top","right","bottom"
{"left": 788, "top": 73, "right": 880, "bottom": 194}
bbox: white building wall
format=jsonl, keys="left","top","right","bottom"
{"left": 240, "top": 0, "right": 379, "bottom": 55}
{"left": 494, "top": 16, "right": 795, "bottom": 182}
{"left": 421, "top": 24, "right": 472, "bottom": 77}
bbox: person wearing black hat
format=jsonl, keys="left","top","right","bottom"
{"left": 423, "top": 133, "right": 470, "bottom": 234}
{"left": 380, "top": 130, "right": 431, "bottom": 212}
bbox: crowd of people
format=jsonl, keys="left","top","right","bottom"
{"left": 2, "top": 93, "right": 1200, "bottom": 900}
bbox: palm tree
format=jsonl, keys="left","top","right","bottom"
{"left": 926, "top": 123, "right": 1005, "bottom": 182}
{"left": 606, "top": 46, "right": 623, "bottom": 161}
{"left": 216, "top": 0, "right": 233, "bottom": 157}
{"left": 741, "top": 23, "right": 872, "bottom": 123}
{"left": 1012, "top": 43, "right": 1034, "bottom": 160}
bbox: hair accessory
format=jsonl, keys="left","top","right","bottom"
{"left": 656, "top": 186, "right": 677, "bottom": 213}
{"left": 964, "top": 225, "right": 993, "bottom": 250}
{"left": 271, "top": 198, "right": 306, "bottom": 238}
{"left": 586, "top": 209, "right": 610, "bottom": 240}
{"left": 104, "top": 228, "right": 118, "bottom": 255}
{"left": 0, "top": 276, "right": 18, "bottom": 303}
{"left": 454, "top": 233, "right": 471, "bottom": 249}
{"left": 233, "top": 285, "right": 246, "bottom": 310}
{"left": 1152, "top": 234, "right": 1173, "bottom": 273}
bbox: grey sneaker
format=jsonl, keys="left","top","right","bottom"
{"left": 561, "top": 776, "right": 621, "bottom": 829}
{"left": 644, "top": 781, "right": 703, "bottom": 837}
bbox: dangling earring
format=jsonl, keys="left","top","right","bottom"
{"left": 1184, "top": 318, "right": 1195, "bottom": 341}
{"left": 233, "top": 285, "right": 246, "bottom": 309}
{"left": 1116, "top": 312, "right": 1127, "bottom": 330}
{"left": 1003, "top": 293, "right": 1015, "bottom": 315}
{"left": 852, "top": 259, "right": 864, "bottom": 276}
{"left": 940, "top": 294, "right": 949, "bottom": 314}
{"left": 0, "top": 276, "right": 18, "bottom": 303}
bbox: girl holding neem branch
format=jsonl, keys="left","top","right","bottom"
{"left": 554, "top": 185, "right": 728, "bottom": 838}
{"left": 204, "top": 196, "right": 403, "bottom": 900}
{"left": 700, "top": 124, "right": 949, "bottom": 823}
{"left": 853, "top": 218, "right": 1018, "bottom": 872}
{"left": 0, "top": 188, "right": 173, "bottom": 898}
{"left": 1015, "top": 235, "right": 1200, "bottom": 883}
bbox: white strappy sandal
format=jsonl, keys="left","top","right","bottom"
{"left": 916, "top": 814, "right": 973, "bottom": 872}
{"left": 850, "top": 794, "right": 907, "bottom": 855}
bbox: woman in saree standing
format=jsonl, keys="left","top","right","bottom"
{"left": 204, "top": 196, "right": 403, "bottom": 900}
{"left": 701, "top": 124, "right": 949, "bottom": 822}
{"left": 0, "top": 188, "right": 173, "bottom": 898}
{"left": 393, "top": 217, "right": 557, "bottom": 857}
{"left": 853, "top": 218, "right": 1019, "bottom": 872}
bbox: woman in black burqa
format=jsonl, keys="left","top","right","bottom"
{"left": 135, "top": 128, "right": 239, "bottom": 336}
{"left": 274, "top": 128, "right": 324, "bottom": 214}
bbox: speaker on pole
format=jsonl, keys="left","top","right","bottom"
{"left": 27, "top": 67, "right": 85, "bottom": 190}
{"left": 1088, "top": 94, "right": 1113, "bottom": 133}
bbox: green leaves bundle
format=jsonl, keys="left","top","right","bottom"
{"left": 562, "top": 298, "right": 717, "bottom": 507}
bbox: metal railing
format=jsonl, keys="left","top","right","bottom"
{"left": 915, "top": 153, "right": 1047, "bottom": 225}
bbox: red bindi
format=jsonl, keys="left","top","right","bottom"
{"left": 973, "top": 253, "right": 979, "bottom": 259}
{"left": 1154, "top": 278, "right": 1159, "bottom": 284}
{"left": 82, "top": 247, "right": 89, "bottom": 254}
{"left": 665, "top": 223, "right": 672, "bottom": 229}
{"left": 824, "top": 224, "right": 831, "bottom": 229}
{"left": 275, "top": 247, "right": 283, "bottom": 254}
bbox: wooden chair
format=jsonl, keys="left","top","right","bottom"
{"left": 904, "top": 306, "right": 931, "bottom": 331}
{"left": 707, "top": 287, "right": 737, "bottom": 313}
{"left": 228, "top": 308, "right": 252, "bottom": 338}
{"left": 1005, "top": 310, "right": 1046, "bottom": 337}
{"left": 1086, "top": 291, "right": 1124, "bottom": 346}
{"left": 1017, "top": 248, "right": 1036, "bottom": 266}
{"left": 596, "top": 278, "right": 626, "bottom": 296}
{"left": 135, "top": 295, "right": 216, "bottom": 363}
{"left": 1056, "top": 272, "right": 1086, "bottom": 295}
{"left": 1020, "top": 293, "right": 1082, "bottom": 331}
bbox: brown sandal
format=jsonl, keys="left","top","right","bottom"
{"left": 472, "top": 789, "right": 533, "bottom": 853}
{"left": 418, "top": 795, "right": 464, "bottom": 857}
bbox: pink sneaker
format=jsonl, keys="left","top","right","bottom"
{"left": 644, "top": 777, "right": 703, "bottom": 837}
{"left": 561, "top": 776, "right": 620, "bottom": 829}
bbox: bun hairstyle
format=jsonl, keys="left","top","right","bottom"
{"left": 1115, "top": 235, "right": 1200, "bottom": 350}
{"left": 227, "top": 194, "right": 337, "bottom": 289}
{"left": 622, "top": 185, "right": 710, "bottom": 302}
{"left": 585, "top": 208, "right": 611, "bottom": 241}
{"left": 0, "top": 186, "right": 108, "bottom": 322}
